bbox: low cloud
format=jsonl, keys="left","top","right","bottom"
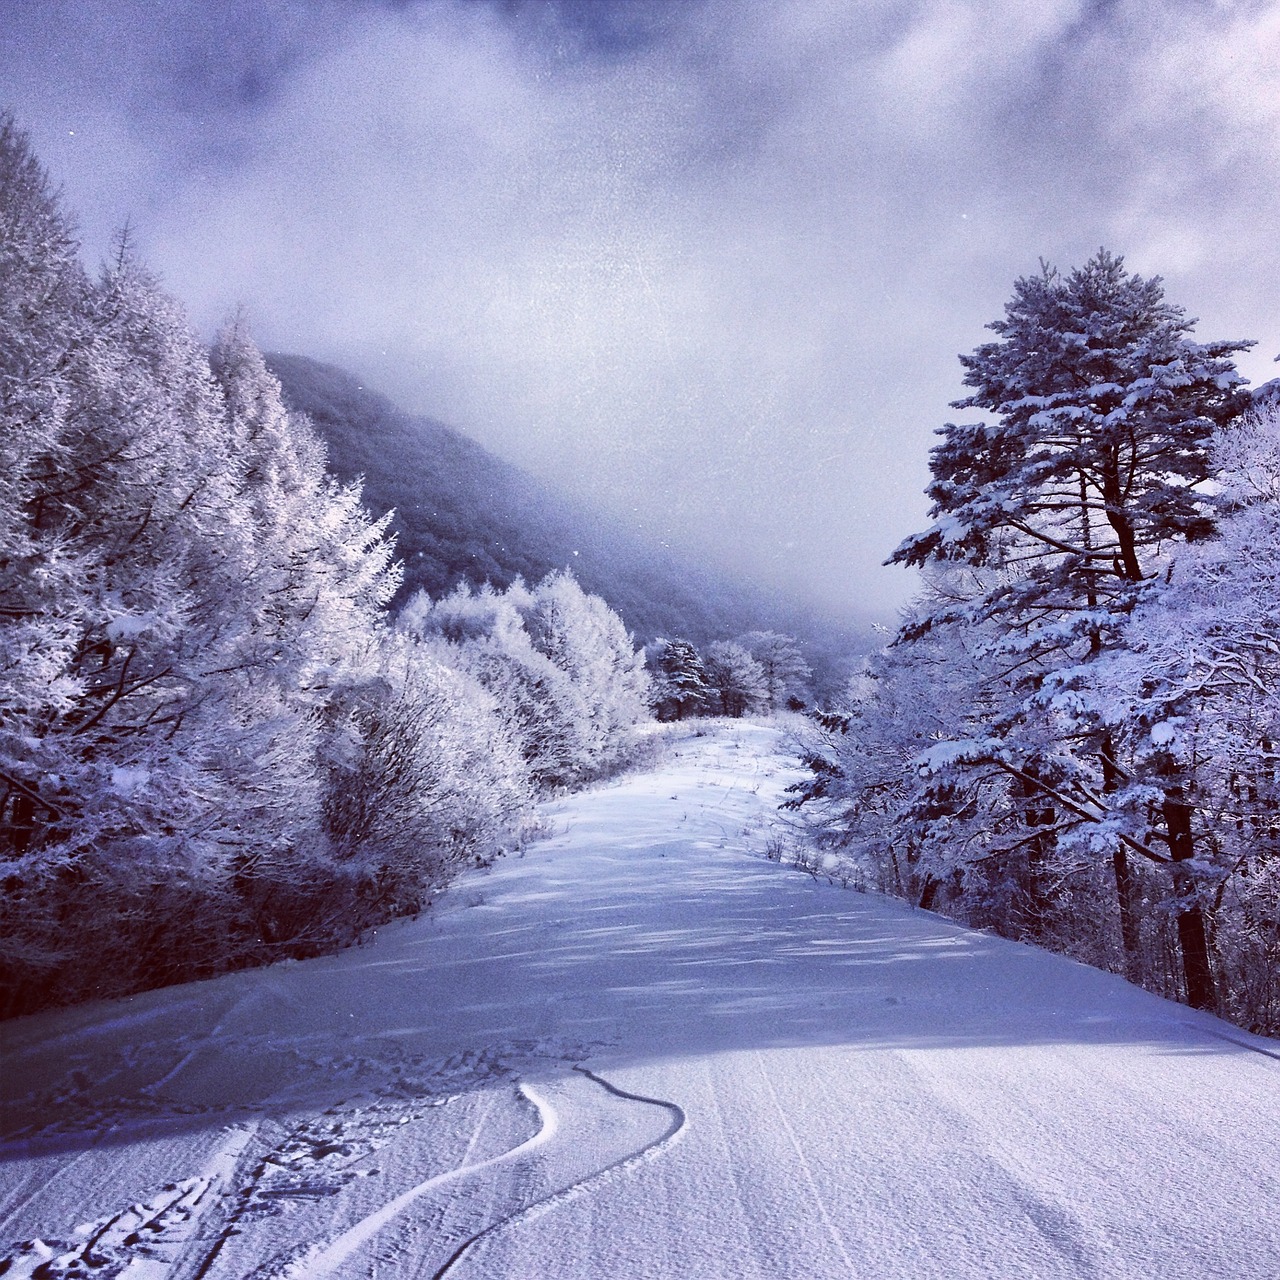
{"left": 7, "top": 0, "right": 1279, "bottom": 620}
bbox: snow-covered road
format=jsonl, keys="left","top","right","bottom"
{"left": 2, "top": 721, "right": 1278, "bottom": 1278}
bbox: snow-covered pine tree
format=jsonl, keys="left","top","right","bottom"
{"left": 893, "top": 250, "right": 1251, "bottom": 606}
{"left": 648, "top": 637, "right": 709, "bottom": 721}
{"left": 888, "top": 250, "right": 1254, "bottom": 1009}
{"left": 790, "top": 570, "right": 1062, "bottom": 939}
{"left": 1068, "top": 403, "right": 1280, "bottom": 1028}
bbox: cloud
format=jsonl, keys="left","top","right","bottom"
{"left": 5, "top": 0, "right": 1279, "bottom": 621}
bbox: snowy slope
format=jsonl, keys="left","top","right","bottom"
{"left": 2, "top": 722, "right": 1278, "bottom": 1279}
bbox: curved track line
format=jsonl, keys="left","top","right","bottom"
{"left": 287, "top": 1084, "right": 557, "bottom": 1279}
{"left": 430, "top": 1064, "right": 686, "bottom": 1280}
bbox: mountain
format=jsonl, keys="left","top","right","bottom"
{"left": 267, "top": 354, "right": 868, "bottom": 689}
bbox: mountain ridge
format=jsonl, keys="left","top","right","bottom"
{"left": 267, "top": 353, "right": 868, "bottom": 688}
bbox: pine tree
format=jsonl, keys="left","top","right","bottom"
{"left": 894, "top": 250, "right": 1251, "bottom": 629}
{"left": 1074, "top": 404, "right": 1280, "bottom": 1027}
{"left": 888, "top": 250, "right": 1254, "bottom": 1009}
{"left": 649, "top": 638, "right": 708, "bottom": 721}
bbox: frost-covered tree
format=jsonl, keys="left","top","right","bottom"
{"left": 737, "top": 631, "right": 813, "bottom": 712}
{"left": 648, "top": 637, "right": 708, "bottom": 721}
{"left": 403, "top": 581, "right": 590, "bottom": 790}
{"left": 0, "top": 119, "right": 542, "bottom": 1014}
{"left": 703, "top": 640, "right": 768, "bottom": 718}
{"left": 1063, "top": 405, "right": 1280, "bottom": 1027}
{"left": 519, "top": 571, "right": 650, "bottom": 773}
{"left": 402, "top": 573, "right": 648, "bottom": 790}
{"left": 0, "top": 228, "right": 252, "bottom": 929}
{"left": 879, "top": 250, "right": 1253, "bottom": 1008}
{"left": 892, "top": 250, "right": 1252, "bottom": 618}
{"left": 318, "top": 631, "right": 530, "bottom": 926}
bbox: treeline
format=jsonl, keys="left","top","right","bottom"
{"left": 794, "top": 251, "right": 1280, "bottom": 1035}
{"left": 0, "top": 119, "right": 651, "bottom": 1017}
{"left": 647, "top": 631, "right": 812, "bottom": 721}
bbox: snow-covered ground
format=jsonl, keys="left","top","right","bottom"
{"left": 2, "top": 721, "right": 1278, "bottom": 1279}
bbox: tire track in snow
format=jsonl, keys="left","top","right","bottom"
{"left": 429, "top": 1065, "right": 686, "bottom": 1280}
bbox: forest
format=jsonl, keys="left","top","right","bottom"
{"left": 791, "top": 250, "right": 1280, "bottom": 1035}
{"left": 0, "top": 118, "right": 816, "bottom": 1019}
{"left": 0, "top": 117, "right": 662, "bottom": 1017}
{"left": 4, "top": 112, "right": 1278, "bottom": 1038}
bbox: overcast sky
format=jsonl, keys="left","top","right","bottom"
{"left": 4, "top": 0, "right": 1279, "bottom": 623}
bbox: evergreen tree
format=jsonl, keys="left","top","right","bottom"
{"left": 893, "top": 250, "right": 1251, "bottom": 616}
{"left": 1070, "top": 404, "right": 1280, "bottom": 1027}
{"left": 885, "top": 251, "right": 1254, "bottom": 1009}
{"left": 649, "top": 638, "right": 708, "bottom": 721}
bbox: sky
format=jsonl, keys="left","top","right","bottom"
{"left": 3, "top": 0, "right": 1279, "bottom": 623}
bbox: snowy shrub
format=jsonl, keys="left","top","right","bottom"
{"left": 703, "top": 641, "right": 769, "bottom": 717}
{"left": 319, "top": 633, "right": 531, "bottom": 920}
{"left": 736, "top": 631, "right": 813, "bottom": 713}
{"left": 518, "top": 570, "right": 652, "bottom": 774}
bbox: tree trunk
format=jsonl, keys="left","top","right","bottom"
{"left": 918, "top": 876, "right": 939, "bottom": 912}
{"left": 1112, "top": 846, "right": 1141, "bottom": 976}
{"left": 1101, "top": 735, "right": 1141, "bottom": 976}
{"left": 1101, "top": 459, "right": 1144, "bottom": 583}
{"left": 1016, "top": 769, "right": 1052, "bottom": 938}
{"left": 1162, "top": 786, "right": 1216, "bottom": 1011}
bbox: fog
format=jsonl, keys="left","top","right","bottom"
{"left": 6, "top": 0, "right": 1279, "bottom": 622}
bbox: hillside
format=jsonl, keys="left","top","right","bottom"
{"left": 267, "top": 354, "right": 867, "bottom": 684}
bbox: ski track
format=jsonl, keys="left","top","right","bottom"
{"left": 3, "top": 721, "right": 1280, "bottom": 1278}
{"left": 0, "top": 1125, "right": 257, "bottom": 1280}
{"left": 429, "top": 1066, "right": 687, "bottom": 1280}
{"left": 284, "top": 1083, "right": 558, "bottom": 1280}
{"left": 752, "top": 1050, "right": 857, "bottom": 1277}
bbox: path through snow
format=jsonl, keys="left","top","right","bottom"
{"left": 2, "top": 721, "right": 1278, "bottom": 1278}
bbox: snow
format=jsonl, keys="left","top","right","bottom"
{"left": 2, "top": 720, "right": 1279, "bottom": 1278}
{"left": 104, "top": 614, "right": 154, "bottom": 643}
{"left": 109, "top": 765, "right": 151, "bottom": 796}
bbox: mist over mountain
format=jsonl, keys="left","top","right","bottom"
{"left": 267, "top": 353, "right": 869, "bottom": 691}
